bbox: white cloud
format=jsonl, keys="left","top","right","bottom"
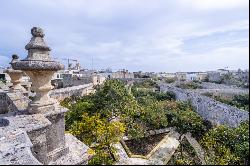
{"left": 176, "top": 46, "right": 249, "bottom": 72}
{"left": 180, "top": 0, "right": 249, "bottom": 11}
{"left": 0, "top": 0, "right": 248, "bottom": 72}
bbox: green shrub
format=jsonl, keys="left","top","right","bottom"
{"left": 166, "top": 101, "right": 210, "bottom": 138}
{"left": 176, "top": 82, "right": 202, "bottom": 89}
{"left": 70, "top": 113, "right": 125, "bottom": 165}
{"left": 133, "top": 79, "right": 157, "bottom": 89}
{"left": 140, "top": 101, "right": 168, "bottom": 129}
{"left": 165, "top": 78, "right": 176, "bottom": 83}
{"left": 209, "top": 94, "right": 249, "bottom": 111}
{"left": 201, "top": 122, "right": 249, "bottom": 165}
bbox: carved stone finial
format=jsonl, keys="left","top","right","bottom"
{"left": 12, "top": 27, "right": 64, "bottom": 114}
{"left": 10, "top": 54, "right": 19, "bottom": 65}
{"left": 12, "top": 54, "right": 19, "bottom": 60}
{"left": 31, "top": 27, "right": 44, "bottom": 38}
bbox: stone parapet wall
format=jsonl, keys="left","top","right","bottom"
{"left": 160, "top": 84, "right": 249, "bottom": 127}
{"left": 50, "top": 83, "right": 94, "bottom": 101}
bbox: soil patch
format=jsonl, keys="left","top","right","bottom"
{"left": 124, "top": 133, "right": 166, "bottom": 156}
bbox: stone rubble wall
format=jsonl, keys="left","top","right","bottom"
{"left": 192, "top": 88, "right": 249, "bottom": 99}
{"left": 50, "top": 83, "right": 94, "bottom": 101}
{"left": 160, "top": 84, "right": 249, "bottom": 127}
{"left": 192, "top": 88, "right": 249, "bottom": 95}
{"left": 197, "top": 82, "right": 249, "bottom": 98}
{"left": 200, "top": 82, "right": 243, "bottom": 89}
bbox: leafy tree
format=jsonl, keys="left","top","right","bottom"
{"left": 163, "top": 101, "right": 211, "bottom": 139}
{"left": 140, "top": 101, "right": 168, "bottom": 129}
{"left": 91, "top": 79, "right": 140, "bottom": 119}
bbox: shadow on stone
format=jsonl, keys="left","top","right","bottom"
{"left": 0, "top": 118, "right": 9, "bottom": 127}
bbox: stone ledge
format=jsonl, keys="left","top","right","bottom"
{"left": 0, "top": 129, "right": 42, "bottom": 165}
{"left": 0, "top": 111, "right": 51, "bottom": 133}
{"left": 12, "top": 60, "right": 64, "bottom": 71}
{"left": 49, "top": 133, "right": 93, "bottom": 165}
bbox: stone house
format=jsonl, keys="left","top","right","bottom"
{"left": 176, "top": 72, "right": 187, "bottom": 81}
{"left": 196, "top": 72, "right": 208, "bottom": 81}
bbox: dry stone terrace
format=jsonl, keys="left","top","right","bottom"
{"left": 0, "top": 27, "right": 92, "bottom": 165}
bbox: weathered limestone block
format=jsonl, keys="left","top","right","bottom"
{"left": 0, "top": 129, "right": 42, "bottom": 165}
{"left": 0, "top": 111, "right": 51, "bottom": 164}
{"left": 43, "top": 107, "right": 69, "bottom": 162}
{"left": 49, "top": 134, "right": 92, "bottom": 165}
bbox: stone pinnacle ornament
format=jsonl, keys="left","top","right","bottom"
{"left": 12, "top": 27, "right": 64, "bottom": 114}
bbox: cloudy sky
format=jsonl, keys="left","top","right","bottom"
{"left": 0, "top": 0, "right": 249, "bottom": 72}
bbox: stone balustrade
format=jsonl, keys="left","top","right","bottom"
{"left": 0, "top": 27, "right": 92, "bottom": 165}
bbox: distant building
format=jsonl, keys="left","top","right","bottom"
{"left": 207, "top": 71, "right": 221, "bottom": 83}
{"left": 157, "top": 72, "right": 176, "bottom": 79}
{"left": 196, "top": 72, "right": 208, "bottom": 81}
{"left": 217, "top": 69, "right": 230, "bottom": 76}
{"left": 111, "top": 69, "right": 134, "bottom": 79}
{"left": 176, "top": 72, "right": 187, "bottom": 81}
{"left": 144, "top": 72, "right": 157, "bottom": 78}
{"left": 186, "top": 72, "right": 198, "bottom": 81}
{"left": 133, "top": 71, "right": 142, "bottom": 78}
{"left": 92, "top": 74, "right": 106, "bottom": 86}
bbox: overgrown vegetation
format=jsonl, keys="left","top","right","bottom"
{"left": 164, "top": 78, "right": 176, "bottom": 83}
{"left": 201, "top": 121, "right": 249, "bottom": 165}
{"left": 168, "top": 138, "right": 201, "bottom": 165}
{"left": 61, "top": 79, "right": 248, "bottom": 165}
{"left": 70, "top": 113, "right": 125, "bottom": 165}
{"left": 203, "top": 93, "right": 249, "bottom": 111}
{"left": 132, "top": 79, "right": 159, "bottom": 89}
{"left": 176, "top": 81, "right": 202, "bottom": 89}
